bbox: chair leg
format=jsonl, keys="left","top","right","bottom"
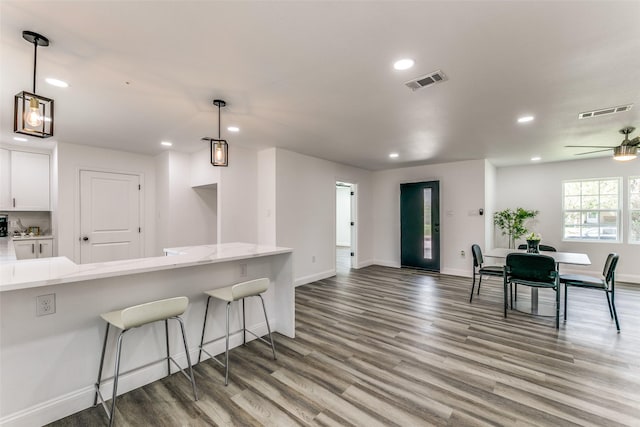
{"left": 198, "top": 296, "right": 212, "bottom": 364}
{"left": 503, "top": 280, "right": 508, "bottom": 318}
{"left": 165, "top": 319, "right": 170, "bottom": 376}
{"left": 242, "top": 298, "right": 246, "bottom": 345}
{"left": 108, "top": 330, "right": 127, "bottom": 427}
{"left": 604, "top": 292, "right": 614, "bottom": 319}
{"left": 564, "top": 284, "right": 568, "bottom": 321}
{"left": 259, "top": 294, "right": 277, "bottom": 360}
{"left": 469, "top": 270, "right": 476, "bottom": 302}
{"left": 94, "top": 323, "right": 110, "bottom": 407}
{"left": 555, "top": 286, "right": 560, "bottom": 329}
{"left": 224, "top": 301, "right": 231, "bottom": 386}
{"left": 176, "top": 317, "right": 198, "bottom": 401}
{"left": 608, "top": 291, "right": 620, "bottom": 332}
{"left": 477, "top": 274, "right": 483, "bottom": 295}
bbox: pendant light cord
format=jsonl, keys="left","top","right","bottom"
{"left": 32, "top": 36, "right": 38, "bottom": 93}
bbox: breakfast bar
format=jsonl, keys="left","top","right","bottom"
{"left": 0, "top": 242, "right": 293, "bottom": 427}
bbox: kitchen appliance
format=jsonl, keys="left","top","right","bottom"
{"left": 0, "top": 215, "right": 7, "bottom": 237}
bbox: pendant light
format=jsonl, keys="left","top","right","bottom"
{"left": 14, "top": 31, "right": 54, "bottom": 138}
{"left": 201, "top": 99, "right": 228, "bottom": 167}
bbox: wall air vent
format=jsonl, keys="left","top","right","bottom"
{"left": 578, "top": 104, "right": 633, "bottom": 119}
{"left": 405, "top": 70, "right": 447, "bottom": 91}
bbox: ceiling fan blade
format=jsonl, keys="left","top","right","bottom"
{"left": 565, "top": 145, "right": 616, "bottom": 148}
{"left": 623, "top": 137, "right": 640, "bottom": 146}
{"left": 575, "top": 149, "right": 613, "bottom": 155}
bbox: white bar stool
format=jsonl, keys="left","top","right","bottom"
{"left": 198, "top": 278, "right": 277, "bottom": 386}
{"left": 94, "top": 296, "right": 198, "bottom": 426}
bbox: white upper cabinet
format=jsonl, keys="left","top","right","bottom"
{"left": 3, "top": 150, "right": 50, "bottom": 211}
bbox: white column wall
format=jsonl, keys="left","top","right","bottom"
{"left": 273, "top": 149, "right": 374, "bottom": 286}
{"left": 496, "top": 157, "right": 640, "bottom": 283}
{"left": 371, "top": 159, "right": 486, "bottom": 277}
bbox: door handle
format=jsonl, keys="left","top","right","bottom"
{"left": 31, "top": 243, "right": 35, "bottom": 253}
{"left": 82, "top": 236, "right": 89, "bottom": 241}
{"left": 13, "top": 198, "right": 16, "bottom": 208}
{"left": 39, "top": 243, "right": 42, "bottom": 253}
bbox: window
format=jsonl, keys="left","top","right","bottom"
{"left": 630, "top": 176, "right": 640, "bottom": 244}
{"left": 563, "top": 178, "right": 621, "bottom": 242}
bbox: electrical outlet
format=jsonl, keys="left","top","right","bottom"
{"left": 460, "top": 250, "right": 465, "bottom": 257}
{"left": 36, "top": 294, "right": 56, "bottom": 316}
{"left": 240, "top": 263, "right": 247, "bottom": 277}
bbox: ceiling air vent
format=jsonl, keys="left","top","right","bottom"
{"left": 405, "top": 70, "right": 447, "bottom": 91}
{"left": 578, "top": 104, "right": 633, "bottom": 119}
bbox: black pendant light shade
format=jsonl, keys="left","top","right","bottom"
{"left": 201, "top": 99, "right": 228, "bottom": 167}
{"left": 14, "top": 31, "right": 54, "bottom": 138}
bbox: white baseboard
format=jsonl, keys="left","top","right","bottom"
{"left": 355, "top": 259, "right": 376, "bottom": 269}
{"left": 294, "top": 269, "right": 335, "bottom": 287}
{"left": 371, "top": 259, "right": 400, "bottom": 268}
{"left": 0, "top": 323, "right": 272, "bottom": 427}
{"left": 440, "top": 268, "right": 471, "bottom": 278}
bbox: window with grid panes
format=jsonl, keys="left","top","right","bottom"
{"left": 562, "top": 178, "right": 621, "bottom": 242}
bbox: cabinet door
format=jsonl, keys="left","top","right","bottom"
{"left": 37, "top": 239, "right": 53, "bottom": 258}
{"left": 0, "top": 149, "right": 10, "bottom": 210}
{"left": 13, "top": 241, "right": 37, "bottom": 260}
{"left": 10, "top": 151, "right": 50, "bottom": 210}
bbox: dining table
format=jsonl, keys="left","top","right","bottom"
{"left": 484, "top": 248, "right": 591, "bottom": 316}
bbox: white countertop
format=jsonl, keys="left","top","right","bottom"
{"left": 0, "top": 242, "right": 292, "bottom": 292}
{"left": 10, "top": 234, "right": 54, "bottom": 241}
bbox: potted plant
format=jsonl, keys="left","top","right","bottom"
{"left": 493, "top": 208, "right": 538, "bottom": 249}
{"left": 525, "top": 231, "right": 541, "bottom": 253}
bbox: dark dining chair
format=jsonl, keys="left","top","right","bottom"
{"left": 517, "top": 244, "right": 557, "bottom": 252}
{"left": 560, "top": 253, "right": 620, "bottom": 332}
{"left": 470, "top": 244, "right": 504, "bottom": 302}
{"left": 504, "top": 253, "right": 560, "bottom": 329}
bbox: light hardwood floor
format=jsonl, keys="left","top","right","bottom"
{"left": 49, "top": 265, "right": 640, "bottom": 426}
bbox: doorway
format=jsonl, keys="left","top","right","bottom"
{"left": 400, "top": 181, "right": 440, "bottom": 271}
{"left": 335, "top": 181, "right": 356, "bottom": 273}
{"left": 79, "top": 170, "right": 141, "bottom": 263}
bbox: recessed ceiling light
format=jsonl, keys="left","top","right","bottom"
{"left": 161, "top": 141, "right": 172, "bottom": 146}
{"left": 389, "top": 153, "right": 399, "bottom": 158}
{"left": 227, "top": 126, "right": 239, "bottom": 132}
{"left": 393, "top": 59, "right": 414, "bottom": 71}
{"left": 13, "top": 137, "right": 28, "bottom": 142}
{"left": 45, "top": 78, "right": 68, "bottom": 88}
{"left": 531, "top": 156, "right": 541, "bottom": 161}
{"left": 517, "top": 115, "right": 535, "bottom": 123}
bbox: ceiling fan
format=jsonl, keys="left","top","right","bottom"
{"left": 566, "top": 126, "right": 639, "bottom": 161}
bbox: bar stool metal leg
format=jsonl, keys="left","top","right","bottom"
{"left": 242, "top": 298, "right": 246, "bottom": 345}
{"left": 108, "top": 330, "right": 127, "bottom": 427}
{"left": 198, "top": 296, "right": 212, "bottom": 364}
{"left": 94, "top": 323, "right": 110, "bottom": 407}
{"left": 259, "top": 294, "right": 277, "bottom": 360}
{"left": 165, "top": 319, "right": 170, "bottom": 375}
{"left": 177, "top": 317, "right": 198, "bottom": 401}
{"left": 225, "top": 301, "right": 231, "bottom": 386}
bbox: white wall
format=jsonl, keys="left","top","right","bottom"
{"left": 273, "top": 149, "right": 374, "bottom": 286}
{"left": 484, "top": 160, "right": 497, "bottom": 249}
{"left": 372, "top": 159, "right": 487, "bottom": 277}
{"left": 155, "top": 151, "right": 217, "bottom": 250}
{"left": 496, "top": 157, "right": 640, "bottom": 282}
{"left": 336, "top": 186, "right": 351, "bottom": 246}
{"left": 257, "top": 148, "right": 277, "bottom": 245}
{"left": 55, "top": 143, "right": 156, "bottom": 261}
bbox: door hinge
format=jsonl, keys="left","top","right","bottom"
{"left": 350, "top": 252, "right": 355, "bottom": 257}
{"left": 138, "top": 227, "right": 141, "bottom": 233}
{"left": 350, "top": 191, "right": 354, "bottom": 196}
{"left": 138, "top": 184, "right": 141, "bottom": 190}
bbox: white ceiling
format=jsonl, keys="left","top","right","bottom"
{"left": 1, "top": 1, "right": 639, "bottom": 170}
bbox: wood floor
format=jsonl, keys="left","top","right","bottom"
{"left": 49, "top": 265, "right": 640, "bottom": 426}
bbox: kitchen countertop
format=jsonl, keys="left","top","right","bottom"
{"left": 0, "top": 242, "right": 292, "bottom": 292}
{"left": 10, "top": 235, "right": 54, "bottom": 241}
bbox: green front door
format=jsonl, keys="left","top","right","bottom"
{"left": 400, "top": 181, "right": 440, "bottom": 271}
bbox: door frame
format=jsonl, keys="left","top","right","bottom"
{"left": 334, "top": 180, "right": 358, "bottom": 271}
{"left": 75, "top": 167, "right": 145, "bottom": 263}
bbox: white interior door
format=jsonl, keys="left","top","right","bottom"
{"left": 80, "top": 170, "right": 141, "bottom": 263}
